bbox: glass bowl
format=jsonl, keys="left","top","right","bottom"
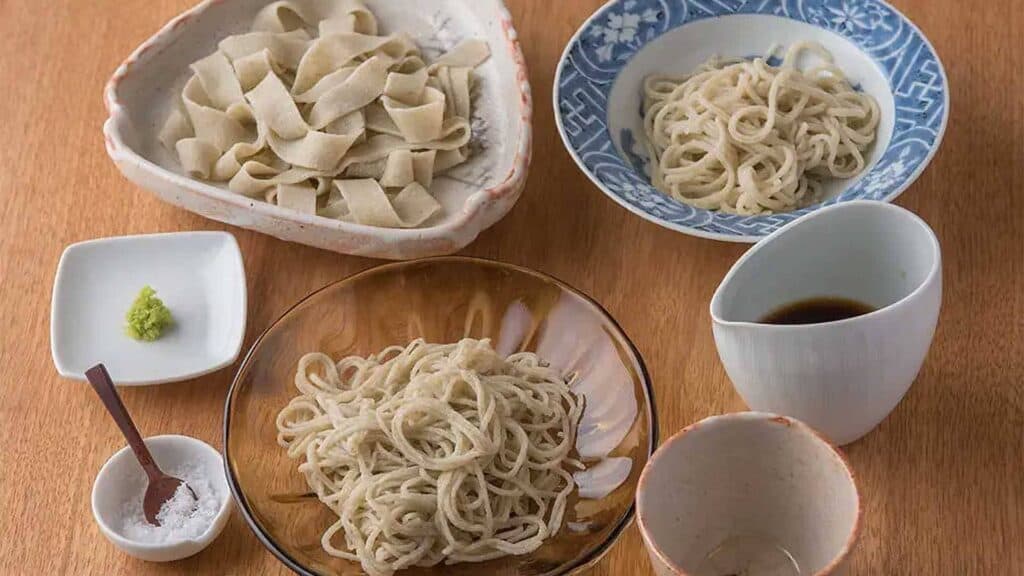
{"left": 224, "top": 256, "right": 657, "bottom": 575}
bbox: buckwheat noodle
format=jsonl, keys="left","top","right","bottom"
{"left": 642, "top": 42, "right": 880, "bottom": 215}
{"left": 275, "top": 338, "right": 583, "bottom": 576}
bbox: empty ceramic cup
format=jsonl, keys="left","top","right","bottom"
{"left": 636, "top": 412, "right": 860, "bottom": 576}
{"left": 710, "top": 201, "right": 942, "bottom": 445}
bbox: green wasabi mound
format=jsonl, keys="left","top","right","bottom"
{"left": 124, "top": 286, "right": 173, "bottom": 341}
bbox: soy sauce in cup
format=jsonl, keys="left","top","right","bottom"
{"left": 760, "top": 297, "right": 875, "bottom": 325}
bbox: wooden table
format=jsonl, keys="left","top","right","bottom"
{"left": 1, "top": 0, "right": 1021, "bottom": 573}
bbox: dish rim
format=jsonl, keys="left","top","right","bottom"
{"left": 222, "top": 255, "right": 659, "bottom": 576}
{"left": 553, "top": 0, "right": 950, "bottom": 243}
{"left": 103, "top": 0, "right": 533, "bottom": 256}
{"left": 49, "top": 230, "right": 247, "bottom": 386}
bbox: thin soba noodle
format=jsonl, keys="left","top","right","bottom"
{"left": 642, "top": 42, "right": 880, "bottom": 215}
{"left": 275, "top": 338, "right": 583, "bottom": 576}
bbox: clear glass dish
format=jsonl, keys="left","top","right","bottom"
{"left": 224, "top": 257, "right": 657, "bottom": 575}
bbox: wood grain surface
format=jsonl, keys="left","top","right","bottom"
{"left": 0, "top": 0, "right": 1021, "bottom": 574}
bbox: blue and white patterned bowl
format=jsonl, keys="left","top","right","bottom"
{"left": 554, "top": 0, "right": 948, "bottom": 242}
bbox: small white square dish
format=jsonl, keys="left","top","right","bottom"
{"left": 51, "top": 231, "right": 246, "bottom": 386}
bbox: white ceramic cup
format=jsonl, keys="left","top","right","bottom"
{"left": 636, "top": 412, "right": 860, "bottom": 576}
{"left": 711, "top": 201, "right": 942, "bottom": 445}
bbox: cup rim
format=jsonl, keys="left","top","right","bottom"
{"left": 709, "top": 200, "right": 941, "bottom": 329}
{"left": 635, "top": 412, "right": 861, "bottom": 576}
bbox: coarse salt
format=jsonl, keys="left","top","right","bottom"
{"left": 119, "top": 461, "right": 223, "bottom": 544}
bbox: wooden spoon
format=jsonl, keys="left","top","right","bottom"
{"left": 85, "top": 363, "right": 197, "bottom": 526}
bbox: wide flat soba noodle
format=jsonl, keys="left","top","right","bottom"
{"left": 160, "top": 0, "right": 490, "bottom": 228}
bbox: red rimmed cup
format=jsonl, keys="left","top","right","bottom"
{"left": 636, "top": 412, "right": 860, "bottom": 576}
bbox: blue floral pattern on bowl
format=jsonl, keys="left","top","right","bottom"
{"left": 555, "top": 0, "right": 948, "bottom": 241}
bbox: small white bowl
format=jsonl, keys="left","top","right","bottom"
{"left": 636, "top": 412, "right": 860, "bottom": 576}
{"left": 91, "top": 435, "right": 233, "bottom": 562}
{"left": 51, "top": 231, "right": 247, "bottom": 386}
{"left": 103, "top": 0, "right": 531, "bottom": 260}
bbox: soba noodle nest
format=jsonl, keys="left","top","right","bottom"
{"left": 642, "top": 42, "right": 880, "bottom": 215}
{"left": 275, "top": 338, "right": 583, "bottom": 576}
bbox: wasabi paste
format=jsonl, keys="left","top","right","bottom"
{"left": 125, "top": 286, "right": 173, "bottom": 341}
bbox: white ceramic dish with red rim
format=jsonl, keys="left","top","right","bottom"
{"left": 103, "top": 0, "right": 532, "bottom": 260}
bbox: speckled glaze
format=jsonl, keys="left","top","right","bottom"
{"left": 636, "top": 413, "right": 860, "bottom": 576}
{"left": 104, "top": 0, "right": 532, "bottom": 260}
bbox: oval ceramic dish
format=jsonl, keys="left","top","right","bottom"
{"left": 105, "top": 0, "right": 531, "bottom": 260}
{"left": 224, "top": 257, "right": 657, "bottom": 576}
{"left": 554, "top": 0, "right": 948, "bottom": 242}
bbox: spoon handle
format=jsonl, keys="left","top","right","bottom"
{"left": 85, "top": 363, "right": 164, "bottom": 482}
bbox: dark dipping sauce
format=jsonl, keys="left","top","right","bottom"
{"left": 760, "top": 297, "right": 876, "bottom": 325}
